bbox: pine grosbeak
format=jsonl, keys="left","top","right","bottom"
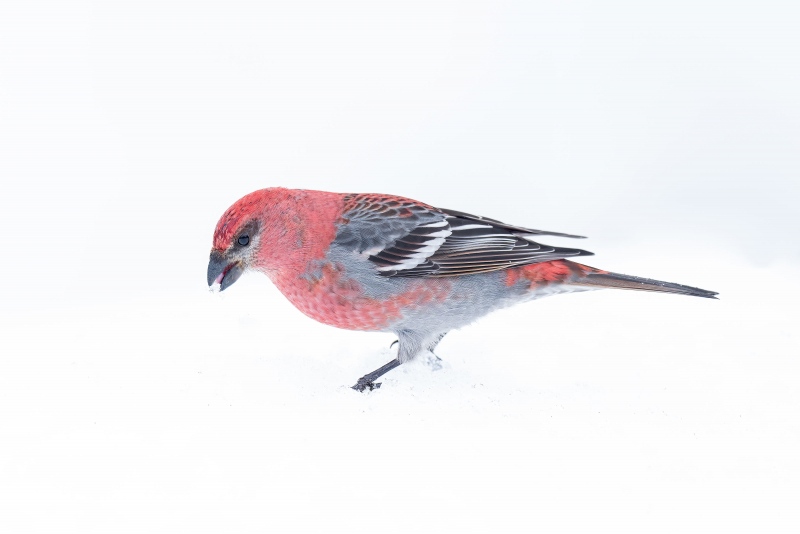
{"left": 207, "top": 188, "right": 717, "bottom": 391}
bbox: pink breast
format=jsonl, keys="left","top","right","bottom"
{"left": 272, "top": 264, "right": 451, "bottom": 331}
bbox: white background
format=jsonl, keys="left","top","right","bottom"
{"left": 1, "top": 1, "right": 799, "bottom": 532}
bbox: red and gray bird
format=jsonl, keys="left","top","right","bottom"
{"left": 207, "top": 188, "right": 717, "bottom": 391}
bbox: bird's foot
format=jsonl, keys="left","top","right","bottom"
{"left": 350, "top": 358, "right": 402, "bottom": 392}
{"left": 351, "top": 377, "right": 382, "bottom": 392}
{"left": 423, "top": 353, "right": 443, "bottom": 371}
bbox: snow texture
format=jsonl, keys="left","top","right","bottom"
{"left": 2, "top": 1, "right": 799, "bottom": 533}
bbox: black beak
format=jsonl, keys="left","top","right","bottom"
{"left": 207, "top": 251, "right": 244, "bottom": 292}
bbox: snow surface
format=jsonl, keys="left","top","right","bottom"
{"left": 2, "top": 1, "right": 800, "bottom": 533}
{"left": 5, "top": 257, "right": 799, "bottom": 533}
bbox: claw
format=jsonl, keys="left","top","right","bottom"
{"left": 424, "top": 353, "right": 443, "bottom": 371}
{"left": 389, "top": 340, "right": 398, "bottom": 349}
{"left": 350, "top": 358, "right": 401, "bottom": 392}
{"left": 351, "top": 380, "right": 382, "bottom": 392}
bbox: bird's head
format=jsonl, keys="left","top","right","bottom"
{"left": 208, "top": 187, "right": 343, "bottom": 291}
{"left": 207, "top": 190, "right": 273, "bottom": 292}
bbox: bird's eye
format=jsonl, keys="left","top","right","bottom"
{"left": 237, "top": 235, "right": 250, "bottom": 246}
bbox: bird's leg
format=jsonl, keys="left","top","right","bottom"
{"left": 423, "top": 333, "right": 447, "bottom": 370}
{"left": 428, "top": 332, "right": 447, "bottom": 356}
{"left": 431, "top": 332, "right": 447, "bottom": 347}
{"left": 351, "top": 359, "right": 402, "bottom": 392}
{"left": 353, "top": 330, "right": 440, "bottom": 391}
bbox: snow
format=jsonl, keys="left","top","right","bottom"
{"left": 2, "top": 1, "right": 800, "bottom": 532}
{"left": 3, "top": 255, "right": 799, "bottom": 532}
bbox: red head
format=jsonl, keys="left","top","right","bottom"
{"left": 207, "top": 188, "right": 344, "bottom": 291}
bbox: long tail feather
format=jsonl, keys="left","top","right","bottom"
{"left": 573, "top": 269, "right": 718, "bottom": 299}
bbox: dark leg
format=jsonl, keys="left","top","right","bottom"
{"left": 351, "top": 359, "right": 402, "bottom": 392}
{"left": 428, "top": 333, "right": 447, "bottom": 356}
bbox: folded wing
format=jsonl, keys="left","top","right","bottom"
{"left": 335, "top": 194, "right": 593, "bottom": 277}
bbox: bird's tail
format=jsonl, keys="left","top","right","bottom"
{"left": 569, "top": 263, "right": 718, "bottom": 299}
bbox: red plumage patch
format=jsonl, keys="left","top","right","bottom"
{"left": 272, "top": 263, "right": 452, "bottom": 331}
{"left": 213, "top": 190, "right": 272, "bottom": 251}
{"left": 505, "top": 260, "right": 603, "bottom": 288}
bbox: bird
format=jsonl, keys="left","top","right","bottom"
{"left": 207, "top": 188, "right": 717, "bottom": 391}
